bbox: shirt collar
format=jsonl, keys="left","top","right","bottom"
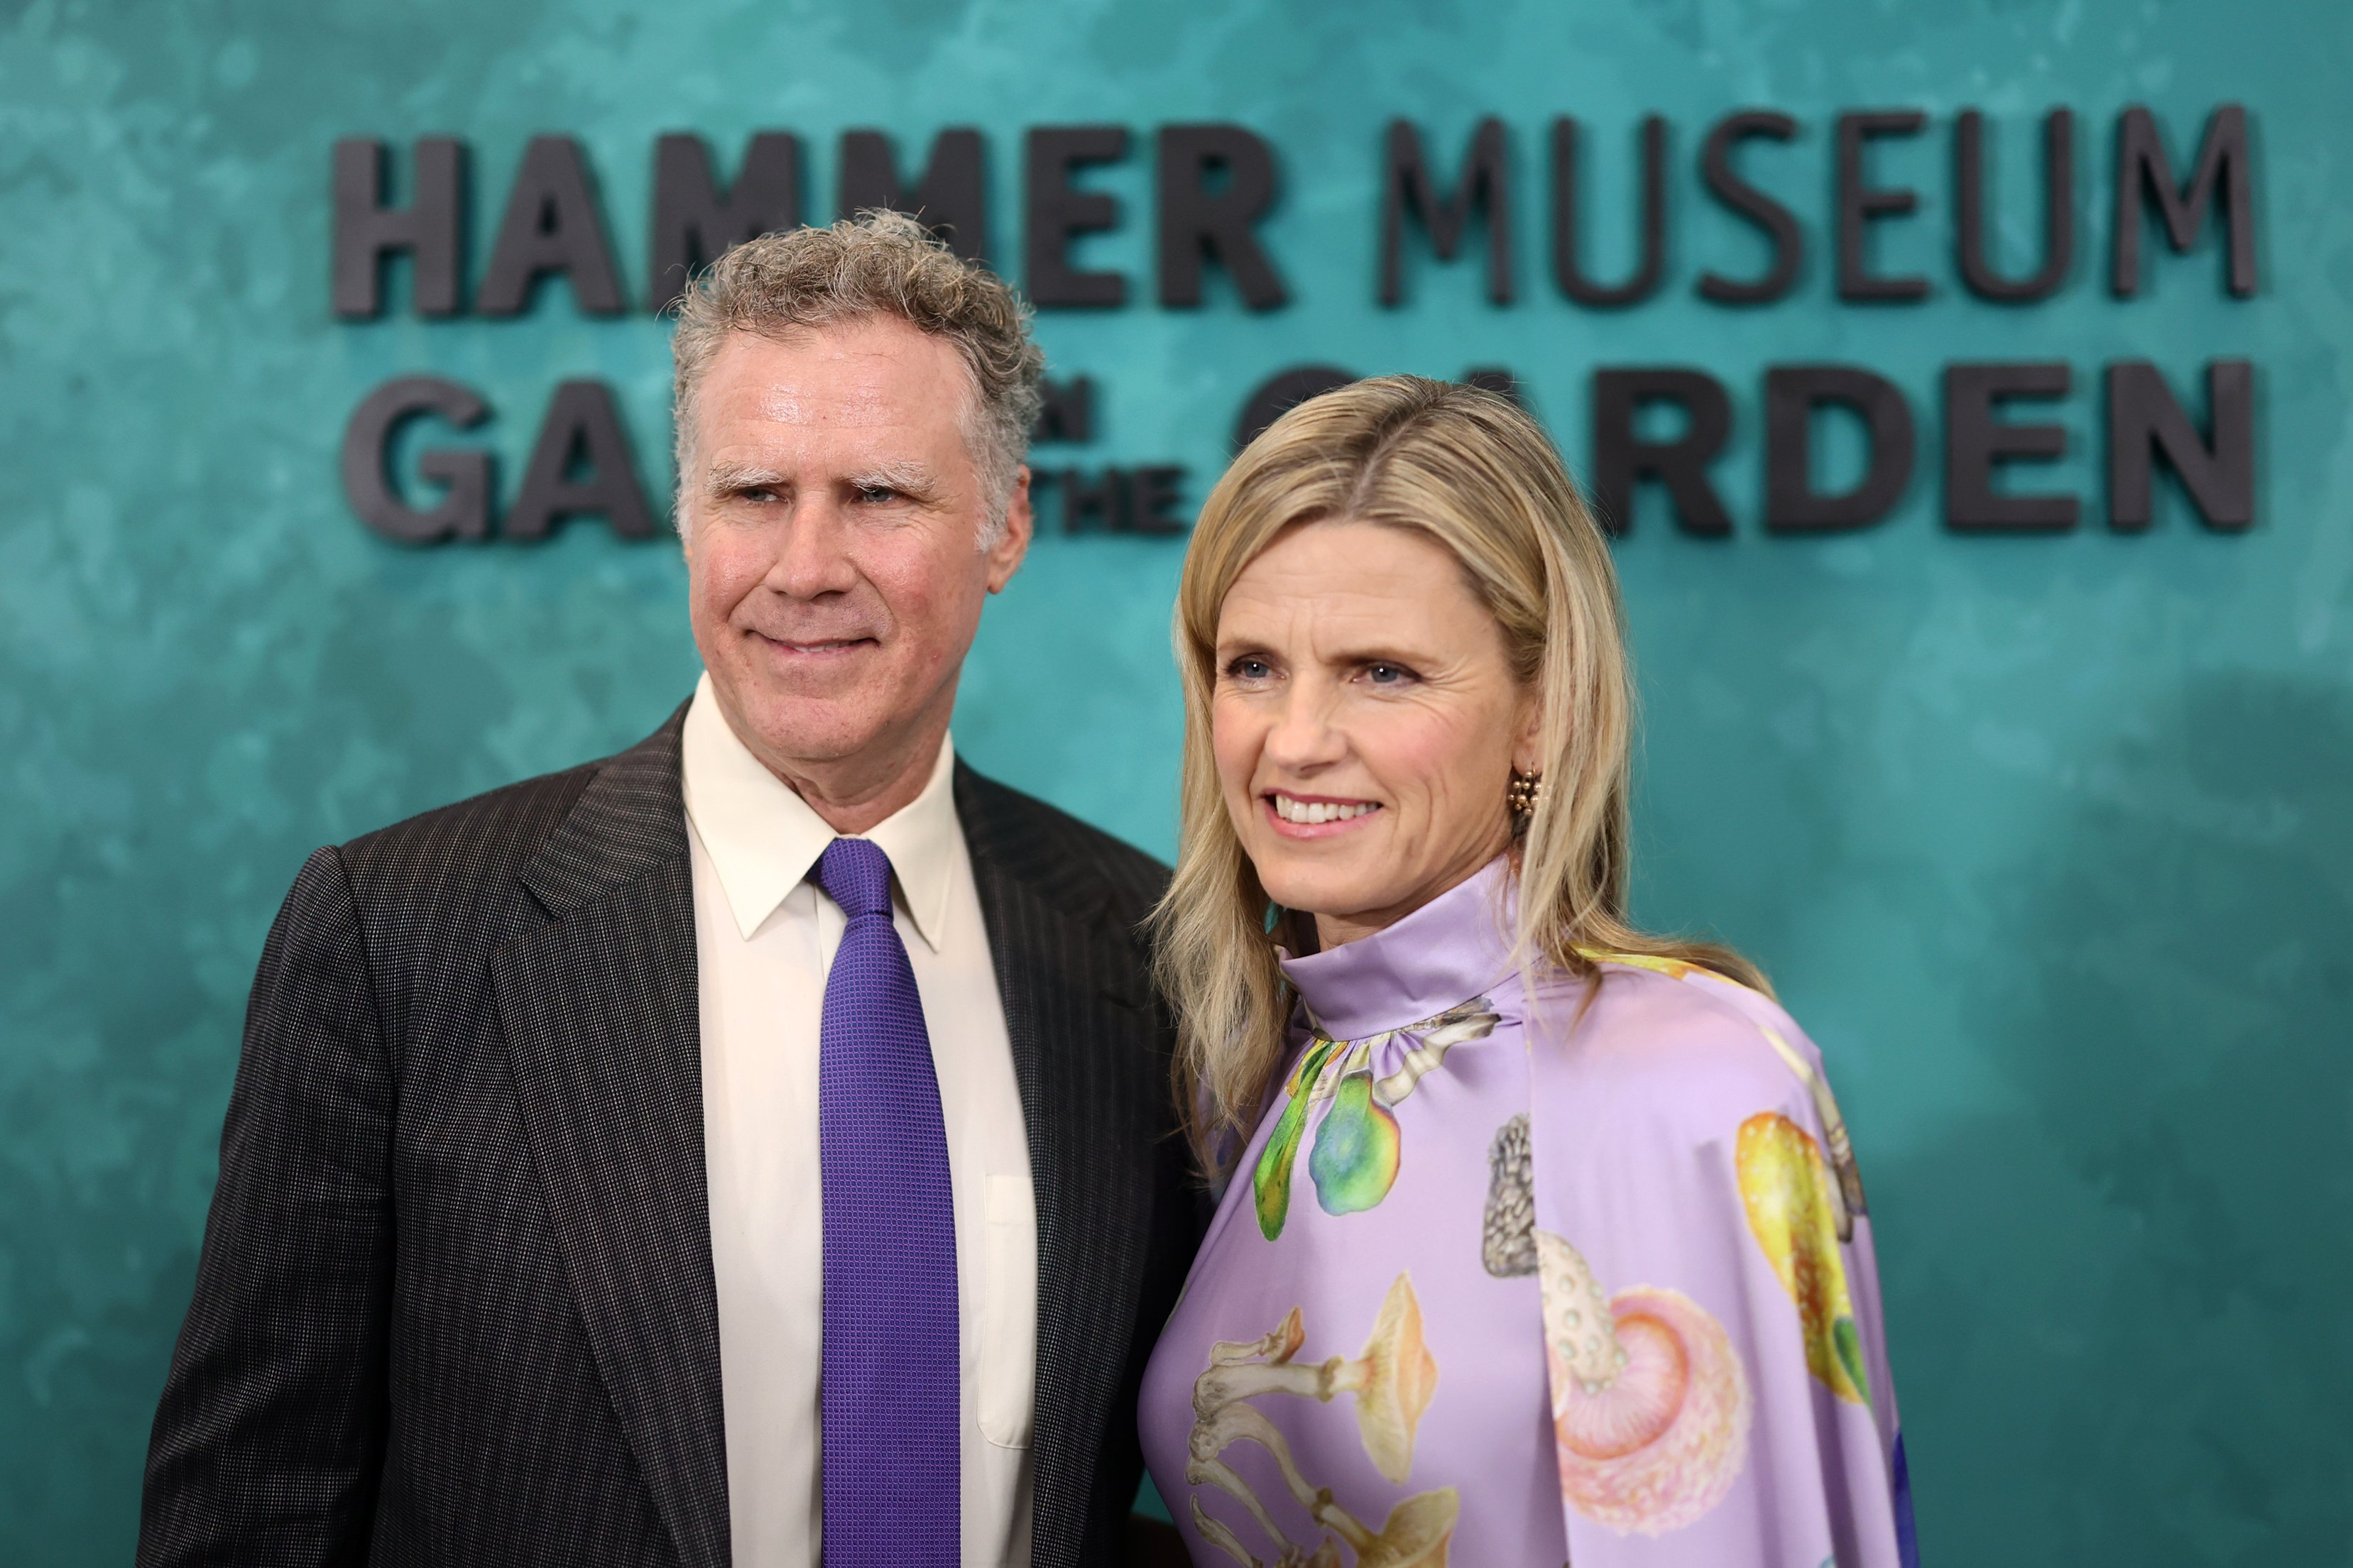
{"left": 679, "top": 671, "right": 962, "bottom": 950}
{"left": 1277, "top": 855, "right": 1518, "bottom": 1041}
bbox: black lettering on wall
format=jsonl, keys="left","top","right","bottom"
{"left": 1130, "top": 466, "right": 1190, "bottom": 532}
{"left": 340, "top": 376, "right": 493, "bottom": 544}
{"left": 2112, "top": 104, "right": 2256, "bottom": 297}
{"left": 647, "top": 132, "right": 803, "bottom": 312}
{"left": 506, "top": 380, "right": 657, "bottom": 539}
{"left": 1551, "top": 116, "right": 1666, "bottom": 308}
{"left": 1157, "top": 124, "right": 1288, "bottom": 309}
{"left": 2107, "top": 359, "right": 2254, "bottom": 530}
{"left": 1836, "top": 109, "right": 1931, "bottom": 302}
{"left": 1233, "top": 363, "right": 1358, "bottom": 450}
{"left": 1026, "top": 126, "right": 1129, "bottom": 307}
{"left": 1764, "top": 365, "right": 1916, "bottom": 531}
{"left": 478, "top": 136, "right": 628, "bottom": 317}
{"left": 1943, "top": 361, "right": 2078, "bottom": 531}
{"left": 1589, "top": 368, "right": 1734, "bottom": 536}
{"left": 1055, "top": 466, "right": 1128, "bottom": 532}
{"left": 332, "top": 138, "right": 466, "bottom": 319}
{"left": 1379, "top": 117, "right": 1513, "bottom": 305}
{"left": 1033, "top": 376, "right": 1096, "bottom": 444}
{"left": 1697, "top": 111, "right": 1801, "bottom": 305}
{"left": 839, "top": 128, "right": 988, "bottom": 263}
{"left": 1956, "top": 109, "right": 2074, "bottom": 302}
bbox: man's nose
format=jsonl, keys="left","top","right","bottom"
{"left": 766, "top": 498, "right": 861, "bottom": 600}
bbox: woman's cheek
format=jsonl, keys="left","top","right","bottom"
{"left": 1209, "top": 702, "right": 1261, "bottom": 806}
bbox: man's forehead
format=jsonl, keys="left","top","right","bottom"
{"left": 701, "top": 322, "right": 970, "bottom": 428}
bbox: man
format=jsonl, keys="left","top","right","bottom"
{"left": 140, "top": 213, "right": 1199, "bottom": 1568}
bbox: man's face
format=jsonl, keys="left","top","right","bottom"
{"left": 681, "top": 317, "right": 1032, "bottom": 791}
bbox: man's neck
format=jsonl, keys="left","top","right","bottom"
{"left": 724, "top": 709, "right": 951, "bottom": 837}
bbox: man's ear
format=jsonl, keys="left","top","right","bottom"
{"left": 986, "top": 466, "right": 1035, "bottom": 593}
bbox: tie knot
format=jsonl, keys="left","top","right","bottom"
{"left": 812, "top": 837, "right": 897, "bottom": 922}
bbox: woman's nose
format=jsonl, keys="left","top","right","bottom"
{"left": 1262, "top": 683, "right": 1346, "bottom": 769}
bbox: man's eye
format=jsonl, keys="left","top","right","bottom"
{"left": 855, "top": 486, "right": 899, "bottom": 505}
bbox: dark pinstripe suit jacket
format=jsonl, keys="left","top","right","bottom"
{"left": 138, "top": 705, "right": 1201, "bottom": 1568}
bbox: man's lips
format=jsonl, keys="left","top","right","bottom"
{"left": 750, "top": 630, "right": 879, "bottom": 657}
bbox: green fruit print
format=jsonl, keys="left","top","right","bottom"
{"left": 1833, "top": 1315, "right": 1872, "bottom": 1406}
{"left": 1309, "top": 1070, "right": 1403, "bottom": 1216}
{"left": 1253, "top": 1039, "right": 1336, "bottom": 1240}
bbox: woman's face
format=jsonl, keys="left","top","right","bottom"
{"left": 1212, "top": 519, "right": 1540, "bottom": 948}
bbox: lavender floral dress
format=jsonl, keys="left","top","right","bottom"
{"left": 1140, "top": 858, "right": 1917, "bottom": 1567}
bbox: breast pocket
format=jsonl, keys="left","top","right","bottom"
{"left": 978, "top": 1172, "right": 1037, "bottom": 1449}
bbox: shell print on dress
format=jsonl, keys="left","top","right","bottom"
{"left": 1253, "top": 1000, "right": 1500, "bottom": 1240}
{"left": 1735, "top": 1111, "right": 1871, "bottom": 1405}
{"left": 1481, "top": 1114, "right": 1538, "bottom": 1278}
{"left": 1185, "top": 1275, "right": 1459, "bottom": 1567}
{"left": 1539, "top": 1231, "right": 1751, "bottom": 1535}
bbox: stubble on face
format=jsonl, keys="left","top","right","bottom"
{"left": 680, "top": 317, "right": 1031, "bottom": 832}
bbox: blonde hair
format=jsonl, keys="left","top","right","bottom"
{"left": 1151, "top": 375, "right": 1766, "bottom": 1173}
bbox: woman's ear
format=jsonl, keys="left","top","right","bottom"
{"left": 1510, "top": 684, "right": 1546, "bottom": 776}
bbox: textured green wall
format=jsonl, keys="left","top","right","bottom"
{"left": 4, "top": 0, "right": 2349, "bottom": 1561}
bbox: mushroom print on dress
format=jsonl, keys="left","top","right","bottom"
{"left": 1140, "top": 857, "right": 1920, "bottom": 1568}
{"left": 1184, "top": 1276, "right": 1458, "bottom": 1567}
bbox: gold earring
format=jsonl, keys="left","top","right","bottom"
{"left": 1507, "top": 768, "right": 1545, "bottom": 817}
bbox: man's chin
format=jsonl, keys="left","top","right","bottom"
{"left": 713, "top": 681, "right": 895, "bottom": 767}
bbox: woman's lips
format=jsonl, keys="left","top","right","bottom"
{"left": 1262, "top": 791, "right": 1383, "bottom": 840}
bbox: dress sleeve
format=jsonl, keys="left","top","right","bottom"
{"left": 1522, "top": 966, "right": 1917, "bottom": 1568}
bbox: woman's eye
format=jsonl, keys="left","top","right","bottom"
{"left": 1226, "top": 657, "right": 1274, "bottom": 681}
{"left": 1365, "top": 662, "right": 1416, "bottom": 685}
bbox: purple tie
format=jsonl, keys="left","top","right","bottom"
{"left": 812, "top": 837, "right": 959, "bottom": 1566}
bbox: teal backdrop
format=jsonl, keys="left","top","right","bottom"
{"left": 5, "top": 0, "right": 2349, "bottom": 1561}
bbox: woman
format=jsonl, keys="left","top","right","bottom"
{"left": 1138, "top": 377, "right": 1916, "bottom": 1567}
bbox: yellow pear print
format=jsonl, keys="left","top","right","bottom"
{"left": 1735, "top": 1112, "right": 1869, "bottom": 1405}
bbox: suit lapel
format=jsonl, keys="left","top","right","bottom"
{"left": 493, "top": 710, "right": 731, "bottom": 1568}
{"left": 957, "top": 767, "right": 1159, "bottom": 1568}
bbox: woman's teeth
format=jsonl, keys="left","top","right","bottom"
{"left": 1271, "top": 794, "right": 1377, "bottom": 826}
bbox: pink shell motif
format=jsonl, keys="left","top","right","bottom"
{"left": 1539, "top": 1231, "right": 1752, "bottom": 1535}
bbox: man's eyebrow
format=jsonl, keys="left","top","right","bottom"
{"left": 845, "top": 459, "right": 941, "bottom": 497}
{"left": 703, "top": 460, "right": 788, "bottom": 495}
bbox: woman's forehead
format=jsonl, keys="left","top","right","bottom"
{"left": 1217, "top": 526, "right": 1495, "bottom": 646}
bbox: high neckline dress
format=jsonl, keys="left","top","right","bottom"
{"left": 1139, "top": 858, "right": 1917, "bottom": 1567}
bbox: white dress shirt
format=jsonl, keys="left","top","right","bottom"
{"left": 680, "top": 674, "right": 1037, "bottom": 1568}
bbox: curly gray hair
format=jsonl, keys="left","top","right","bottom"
{"left": 668, "top": 210, "right": 1046, "bottom": 539}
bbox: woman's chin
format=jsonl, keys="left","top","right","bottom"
{"left": 1255, "top": 860, "right": 1394, "bottom": 931}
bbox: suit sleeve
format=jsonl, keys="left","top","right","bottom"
{"left": 138, "top": 846, "right": 393, "bottom": 1568}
